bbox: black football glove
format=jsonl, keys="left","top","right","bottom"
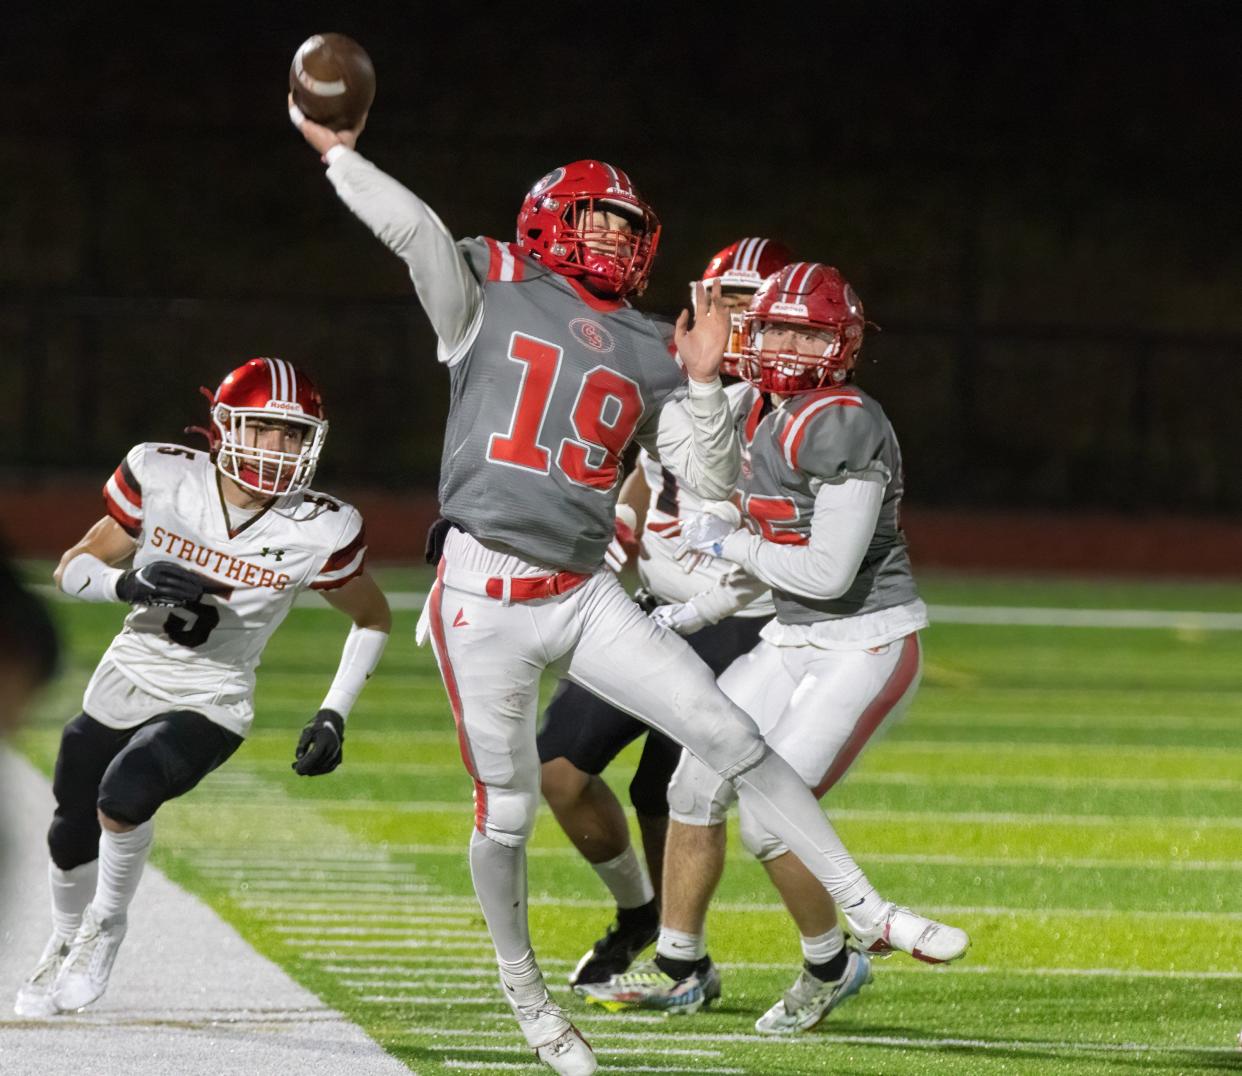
{"left": 292, "top": 709, "right": 345, "bottom": 776}
{"left": 115, "top": 562, "right": 226, "bottom": 607}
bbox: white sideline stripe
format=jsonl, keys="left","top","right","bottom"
{"left": 291, "top": 939, "right": 493, "bottom": 950}
{"left": 226, "top": 880, "right": 437, "bottom": 892}
{"left": 260, "top": 913, "right": 476, "bottom": 925}
{"left": 308, "top": 956, "right": 575, "bottom": 969}
{"left": 271, "top": 925, "right": 485, "bottom": 938}
{"left": 345, "top": 979, "right": 497, "bottom": 989}
{"left": 438, "top": 1046, "right": 723, "bottom": 1058}
{"left": 359, "top": 995, "right": 501, "bottom": 1005}
{"left": 430, "top": 1026, "right": 1239, "bottom": 1055}
{"left": 445, "top": 1066, "right": 743, "bottom": 1074}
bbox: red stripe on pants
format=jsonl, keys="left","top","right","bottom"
{"left": 428, "top": 559, "right": 488, "bottom": 833}
{"left": 812, "top": 634, "right": 921, "bottom": 798}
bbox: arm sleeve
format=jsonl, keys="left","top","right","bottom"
{"left": 634, "top": 378, "right": 740, "bottom": 502}
{"left": 720, "top": 476, "right": 884, "bottom": 601}
{"left": 324, "top": 146, "right": 483, "bottom": 360}
{"left": 686, "top": 567, "right": 769, "bottom": 625}
{"left": 311, "top": 511, "right": 367, "bottom": 591}
{"left": 320, "top": 624, "right": 389, "bottom": 720}
{"left": 102, "top": 445, "right": 145, "bottom": 538}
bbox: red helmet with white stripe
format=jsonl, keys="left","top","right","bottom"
{"left": 692, "top": 237, "right": 794, "bottom": 375}
{"left": 209, "top": 358, "right": 328, "bottom": 496}
{"left": 740, "top": 263, "right": 866, "bottom": 394}
{"left": 515, "top": 160, "right": 661, "bottom": 298}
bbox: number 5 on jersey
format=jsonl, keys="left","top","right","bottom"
{"left": 487, "top": 332, "right": 643, "bottom": 491}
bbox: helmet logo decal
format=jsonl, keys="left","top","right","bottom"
{"left": 570, "top": 317, "right": 616, "bottom": 354}
{"left": 529, "top": 167, "right": 566, "bottom": 198}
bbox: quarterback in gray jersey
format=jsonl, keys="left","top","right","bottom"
{"left": 294, "top": 104, "right": 958, "bottom": 1073}
{"left": 584, "top": 263, "right": 965, "bottom": 1033}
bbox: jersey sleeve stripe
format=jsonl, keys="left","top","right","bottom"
{"left": 309, "top": 548, "right": 366, "bottom": 590}
{"left": 103, "top": 482, "right": 141, "bottom": 536}
{"left": 105, "top": 472, "right": 142, "bottom": 520}
{"left": 485, "top": 237, "right": 503, "bottom": 281}
{"left": 116, "top": 459, "right": 142, "bottom": 504}
{"left": 319, "top": 524, "right": 367, "bottom": 573}
{"left": 781, "top": 395, "right": 863, "bottom": 471}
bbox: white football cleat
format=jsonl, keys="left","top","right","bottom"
{"left": 502, "top": 971, "right": 597, "bottom": 1075}
{"left": 844, "top": 902, "right": 969, "bottom": 964}
{"left": 755, "top": 947, "right": 872, "bottom": 1034}
{"left": 14, "top": 934, "right": 72, "bottom": 1017}
{"left": 52, "top": 908, "right": 128, "bottom": 1012}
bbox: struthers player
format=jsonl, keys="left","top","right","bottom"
{"left": 293, "top": 102, "right": 959, "bottom": 1076}
{"left": 535, "top": 238, "right": 792, "bottom": 991}
{"left": 584, "top": 263, "right": 964, "bottom": 1033}
{"left": 14, "top": 358, "right": 390, "bottom": 1019}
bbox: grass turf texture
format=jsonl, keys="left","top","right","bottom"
{"left": 12, "top": 568, "right": 1242, "bottom": 1074}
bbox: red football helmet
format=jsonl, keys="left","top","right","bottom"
{"left": 692, "top": 237, "right": 794, "bottom": 375}
{"left": 739, "top": 263, "right": 866, "bottom": 394}
{"left": 208, "top": 357, "right": 328, "bottom": 496}
{"left": 516, "top": 160, "right": 661, "bottom": 298}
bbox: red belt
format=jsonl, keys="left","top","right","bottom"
{"left": 484, "top": 571, "right": 592, "bottom": 603}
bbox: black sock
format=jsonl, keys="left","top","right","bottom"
{"left": 655, "top": 952, "right": 709, "bottom": 982}
{"left": 617, "top": 900, "right": 659, "bottom": 930}
{"left": 806, "top": 947, "right": 850, "bottom": 982}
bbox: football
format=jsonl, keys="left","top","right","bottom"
{"left": 288, "top": 33, "right": 375, "bottom": 132}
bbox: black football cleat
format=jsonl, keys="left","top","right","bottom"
{"left": 568, "top": 902, "right": 660, "bottom": 990}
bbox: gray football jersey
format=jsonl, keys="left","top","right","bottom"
{"left": 741, "top": 386, "right": 919, "bottom": 623}
{"left": 439, "top": 238, "right": 685, "bottom": 571}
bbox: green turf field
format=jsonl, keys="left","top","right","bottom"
{"left": 13, "top": 568, "right": 1242, "bottom": 1074}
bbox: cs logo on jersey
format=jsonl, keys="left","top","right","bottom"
{"left": 570, "top": 318, "right": 616, "bottom": 354}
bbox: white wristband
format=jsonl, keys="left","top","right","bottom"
{"left": 59, "top": 553, "right": 123, "bottom": 603}
{"left": 321, "top": 625, "right": 389, "bottom": 719}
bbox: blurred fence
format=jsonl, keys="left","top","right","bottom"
{"left": 3, "top": 290, "right": 1240, "bottom": 515}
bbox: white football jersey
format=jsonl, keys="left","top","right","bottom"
{"left": 85, "top": 442, "right": 366, "bottom": 736}
{"left": 637, "top": 382, "right": 774, "bottom": 617}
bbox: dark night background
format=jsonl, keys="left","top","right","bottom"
{"left": 2, "top": 1, "right": 1240, "bottom": 526}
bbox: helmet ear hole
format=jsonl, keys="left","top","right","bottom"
{"left": 527, "top": 227, "right": 542, "bottom": 240}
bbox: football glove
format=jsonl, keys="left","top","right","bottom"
{"left": 649, "top": 600, "right": 709, "bottom": 636}
{"left": 604, "top": 505, "right": 640, "bottom": 573}
{"left": 292, "top": 709, "right": 345, "bottom": 776}
{"left": 673, "top": 503, "right": 742, "bottom": 571}
{"left": 115, "top": 562, "right": 226, "bottom": 607}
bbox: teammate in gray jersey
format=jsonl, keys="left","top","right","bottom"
{"left": 582, "top": 263, "right": 967, "bottom": 1033}
{"left": 293, "top": 103, "right": 960, "bottom": 1074}
{"left": 536, "top": 238, "right": 793, "bottom": 992}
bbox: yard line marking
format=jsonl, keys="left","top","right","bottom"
{"left": 270, "top": 925, "right": 486, "bottom": 938}
{"left": 727, "top": 961, "right": 1242, "bottom": 981}
{"left": 187, "top": 799, "right": 1242, "bottom": 827}
{"left": 290, "top": 939, "right": 494, "bottom": 951}
{"left": 343, "top": 979, "right": 497, "bottom": 989}
{"left": 436, "top": 1045, "right": 723, "bottom": 1058}
{"left": 250, "top": 913, "right": 475, "bottom": 925}
{"left": 306, "top": 955, "right": 574, "bottom": 969}
{"left": 359, "top": 995, "right": 503, "bottom": 1005}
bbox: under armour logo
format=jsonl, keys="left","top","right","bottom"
{"left": 261, "top": 547, "right": 286, "bottom": 561}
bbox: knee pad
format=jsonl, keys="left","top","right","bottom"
{"left": 738, "top": 800, "right": 789, "bottom": 863}
{"left": 478, "top": 781, "right": 539, "bottom": 848}
{"left": 666, "top": 750, "right": 736, "bottom": 827}
{"left": 47, "top": 812, "right": 100, "bottom": 871}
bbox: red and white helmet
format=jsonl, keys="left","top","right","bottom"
{"left": 208, "top": 357, "right": 328, "bottom": 496}
{"left": 516, "top": 160, "right": 661, "bottom": 298}
{"left": 692, "top": 237, "right": 794, "bottom": 375}
{"left": 740, "top": 263, "right": 866, "bottom": 394}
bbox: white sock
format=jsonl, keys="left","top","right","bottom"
{"left": 49, "top": 859, "right": 98, "bottom": 940}
{"left": 800, "top": 925, "right": 845, "bottom": 965}
{"left": 497, "top": 948, "right": 547, "bottom": 1009}
{"left": 590, "top": 846, "right": 655, "bottom": 910}
{"left": 468, "top": 829, "right": 532, "bottom": 962}
{"left": 656, "top": 926, "right": 706, "bottom": 963}
{"left": 90, "top": 821, "right": 153, "bottom": 920}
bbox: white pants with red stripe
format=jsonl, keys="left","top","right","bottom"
{"left": 423, "top": 529, "right": 885, "bottom": 962}
{"left": 667, "top": 633, "right": 922, "bottom": 861}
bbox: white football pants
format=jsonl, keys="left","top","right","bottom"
{"left": 423, "top": 529, "right": 881, "bottom": 961}
{"left": 668, "top": 634, "right": 922, "bottom": 860}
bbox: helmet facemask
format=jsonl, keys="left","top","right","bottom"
{"left": 545, "top": 195, "right": 660, "bottom": 297}
{"left": 741, "top": 318, "right": 860, "bottom": 395}
{"left": 212, "top": 405, "right": 328, "bottom": 496}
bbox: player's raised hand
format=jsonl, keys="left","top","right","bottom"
{"left": 675, "top": 280, "right": 730, "bottom": 384}
{"left": 288, "top": 93, "right": 367, "bottom": 158}
{"left": 292, "top": 709, "right": 345, "bottom": 776}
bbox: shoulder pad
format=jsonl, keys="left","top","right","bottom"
{"left": 779, "top": 390, "right": 886, "bottom": 479}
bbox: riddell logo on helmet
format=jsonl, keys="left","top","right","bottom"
{"left": 570, "top": 318, "right": 616, "bottom": 354}
{"left": 770, "top": 302, "right": 810, "bottom": 317}
{"left": 266, "top": 399, "right": 305, "bottom": 413}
